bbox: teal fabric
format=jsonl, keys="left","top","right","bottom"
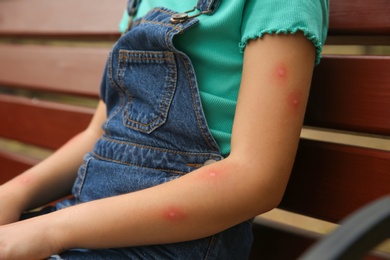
{"left": 119, "top": 0, "right": 329, "bottom": 156}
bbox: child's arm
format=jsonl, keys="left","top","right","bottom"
{"left": 0, "top": 101, "right": 106, "bottom": 225}
{"left": 0, "top": 32, "right": 315, "bottom": 259}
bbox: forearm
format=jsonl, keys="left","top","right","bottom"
{"left": 51, "top": 156, "right": 280, "bottom": 250}
{"left": 0, "top": 129, "right": 99, "bottom": 212}
{"left": 0, "top": 101, "right": 106, "bottom": 213}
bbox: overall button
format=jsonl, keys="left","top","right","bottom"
{"left": 170, "top": 7, "right": 212, "bottom": 24}
{"left": 203, "top": 159, "right": 217, "bottom": 166}
{"left": 170, "top": 13, "right": 189, "bottom": 24}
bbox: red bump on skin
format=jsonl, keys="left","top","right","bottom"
{"left": 274, "top": 63, "right": 288, "bottom": 82}
{"left": 17, "top": 176, "right": 31, "bottom": 185}
{"left": 287, "top": 91, "right": 302, "bottom": 111}
{"left": 277, "top": 67, "right": 287, "bottom": 78}
{"left": 162, "top": 206, "right": 187, "bottom": 223}
{"left": 195, "top": 166, "right": 222, "bottom": 182}
{"left": 209, "top": 172, "right": 217, "bottom": 177}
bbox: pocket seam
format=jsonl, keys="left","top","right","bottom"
{"left": 118, "top": 50, "right": 177, "bottom": 133}
{"left": 72, "top": 155, "right": 93, "bottom": 199}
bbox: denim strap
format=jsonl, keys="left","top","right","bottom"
{"left": 127, "top": 0, "right": 141, "bottom": 17}
{"left": 128, "top": 0, "right": 222, "bottom": 16}
{"left": 196, "top": 0, "right": 222, "bottom": 14}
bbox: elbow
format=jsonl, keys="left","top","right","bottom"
{"left": 224, "top": 155, "right": 290, "bottom": 217}
{"left": 252, "top": 188, "right": 285, "bottom": 216}
{"left": 252, "top": 169, "right": 290, "bottom": 215}
{"left": 266, "top": 190, "right": 285, "bottom": 212}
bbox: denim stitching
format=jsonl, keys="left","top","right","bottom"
{"left": 164, "top": 23, "right": 176, "bottom": 53}
{"left": 207, "top": 0, "right": 220, "bottom": 13}
{"left": 118, "top": 50, "right": 177, "bottom": 133}
{"left": 115, "top": 51, "right": 132, "bottom": 131}
{"left": 207, "top": 1, "right": 213, "bottom": 13}
{"left": 197, "top": 0, "right": 220, "bottom": 13}
{"left": 118, "top": 12, "right": 219, "bottom": 141}
{"left": 186, "top": 163, "right": 203, "bottom": 168}
{"left": 121, "top": 52, "right": 176, "bottom": 129}
{"left": 160, "top": 7, "right": 219, "bottom": 152}
{"left": 204, "top": 235, "right": 217, "bottom": 260}
{"left": 92, "top": 152, "right": 187, "bottom": 175}
{"left": 101, "top": 136, "right": 222, "bottom": 158}
{"left": 73, "top": 156, "right": 92, "bottom": 199}
{"left": 119, "top": 50, "right": 175, "bottom": 60}
{"left": 104, "top": 51, "right": 127, "bottom": 138}
{"left": 176, "top": 53, "right": 218, "bottom": 152}
{"left": 153, "top": 8, "right": 176, "bottom": 16}
{"left": 117, "top": 51, "right": 135, "bottom": 132}
{"left": 139, "top": 19, "right": 184, "bottom": 32}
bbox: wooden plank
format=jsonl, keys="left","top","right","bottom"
{"left": 249, "top": 218, "right": 320, "bottom": 260}
{"left": 0, "top": 44, "right": 107, "bottom": 97}
{"left": 329, "top": 0, "right": 390, "bottom": 35}
{"left": 0, "top": 0, "right": 126, "bottom": 40}
{"left": 306, "top": 55, "right": 390, "bottom": 136}
{"left": 280, "top": 139, "right": 390, "bottom": 223}
{"left": 1, "top": 0, "right": 389, "bottom": 38}
{"left": 249, "top": 218, "right": 389, "bottom": 260}
{"left": 0, "top": 94, "right": 94, "bottom": 150}
{"left": 0, "top": 150, "right": 37, "bottom": 184}
{"left": 325, "top": 35, "right": 390, "bottom": 46}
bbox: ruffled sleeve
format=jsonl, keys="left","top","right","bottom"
{"left": 240, "top": 0, "right": 329, "bottom": 65}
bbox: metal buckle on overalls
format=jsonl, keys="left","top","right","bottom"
{"left": 125, "top": 6, "right": 137, "bottom": 33}
{"left": 170, "top": 6, "right": 212, "bottom": 24}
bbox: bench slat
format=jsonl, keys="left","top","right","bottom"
{"left": 280, "top": 139, "right": 390, "bottom": 223}
{"left": 1, "top": 0, "right": 389, "bottom": 38}
{"left": 249, "top": 218, "right": 320, "bottom": 260}
{"left": 249, "top": 218, "right": 389, "bottom": 260}
{"left": 0, "top": 150, "right": 38, "bottom": 184}
{"left": 0, "top": 0, "right": 126, "bottom": 39}
{"left": 0, "top": 94, "right": 94, "bottom": 150}
{"left": 0, "top": 45, "right": 107, "bottom": 97}
{"left": 329, "top": 0, "right": 390, "bottom": 35}
{"left": 306, "top": 55, "right": 390, "bottom": 136}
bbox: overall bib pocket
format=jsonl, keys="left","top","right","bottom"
{"left": 117, "top": 50, "right": 177, "bottom": 134}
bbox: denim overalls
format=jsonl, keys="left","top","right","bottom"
{"left": 53, "top": 0, "right": 253, "bottom": 258}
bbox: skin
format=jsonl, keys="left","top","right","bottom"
{"left": 161, "top": 206, "right": 188, "bottom": 223}
{"left": 0, "top": 32, "right": 315, "bottom": 260}
{"left": 274, "top": 63, "right": 288, "bottom": 82}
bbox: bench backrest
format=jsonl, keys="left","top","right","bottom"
{"left": 0, "top": 0, "right": 389, "bottom": 259}
{"left": 0, "top": 0, "right": 126, "bottom": 183}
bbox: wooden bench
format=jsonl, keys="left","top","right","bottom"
{"left": 0, "top": 0, "right": 389, "bottom": 259}
{"left": 0, "top": 0, "right": 126, "bottom": 183}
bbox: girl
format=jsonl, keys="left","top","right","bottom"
{"left": 0, "top": 0, "right": 328, "bottom": 259}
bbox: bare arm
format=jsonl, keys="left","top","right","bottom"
{"left": 0, "top": 33, "right": 315, "bottom": 259}
{"left": 0, "top": 101, "right": 106, "bottom": 224}
{"left": 56, "top": 32, "right": 315, "bottom": 247}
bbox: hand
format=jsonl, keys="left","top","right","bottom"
{"left": 0, "top": 214, "right": 61, "bottom": 260}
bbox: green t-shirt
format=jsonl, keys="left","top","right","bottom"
{"left": 119, "top": 0, "right": 329, "bottom": 156}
